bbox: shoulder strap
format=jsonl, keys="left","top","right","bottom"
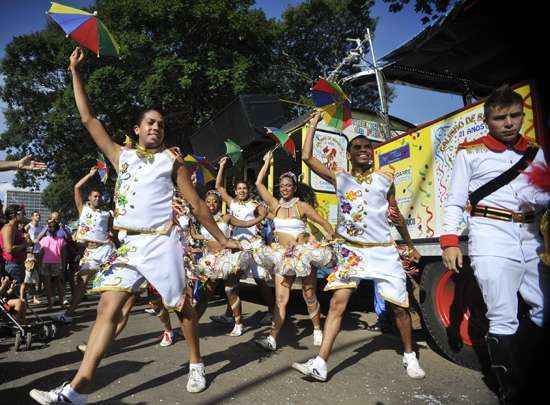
{"left": 469, "top": 146, "right": 539, "bottom": 208}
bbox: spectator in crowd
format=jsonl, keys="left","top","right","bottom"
{"left": 1, "top": 274, "right": 26, "bottom": 324}
{"left": 38, "top": 220, "right": 67, "bottom": 310}
{"left": 24, "top": 211, "right": 44, "bottom": 304}
{"left": 0, "top": 205, "right": 29, "bottom": 299}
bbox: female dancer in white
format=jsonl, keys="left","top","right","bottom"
{"left": 192, "top": 190, "right": 267, "bottom": 336}
{"left": 214, "top": 156, "right": 275, "bottom": 325}
{"left": 253, "top": 150, "right": 335, "bottom": 351}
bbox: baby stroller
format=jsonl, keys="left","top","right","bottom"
{"left": 1, "top": 296, "right": 58, "bottom": 352}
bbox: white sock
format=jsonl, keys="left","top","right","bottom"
{"left": 189, "top": 362, "right": 204, "bottom": 371}
{"left": 267, "top": 335, "right": 276, "bottom": 347}
{"left": 404, "top": 351, "right": 416, "bottom": 360}
{"left": 313, "top": 356, "right": 327, "bottom": 372}
{"left": 61, "top": 384, "right": 85, "bottom": 401}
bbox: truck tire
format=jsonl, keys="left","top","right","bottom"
{"left": 419, "top": 259, "right": 489, "bottom": 370}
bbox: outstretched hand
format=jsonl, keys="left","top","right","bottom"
{"left": 89, "top": 166, "right": 98, "bottom": 176}
{"left": 69, "top": 47, "right": 85, "bottom": 70}
{"left": 263, "top": 150, "right": 274, "bottom": 164}
{"left": 223, "top": 238, "right": 242, "bottom": 251}
{"left": 17, "top": 155, "right": 46, "bottom": 171}
{"left": 219, "top": 156, "right": 229, "bottom": 167}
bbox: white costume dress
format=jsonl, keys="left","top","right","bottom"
{"left": 76, "top": 203, "right": 115, "bottom": 276}
{"left": 91, "top": 147, "right": 186, "bottom": 310}
{"left": 228, "top": 200, "right": 269, "bottom": 280}
{"left": 196, "top": 215, "right": 252, "bottom": 280}
{"left": 325, "top": 168, "right": 409, "bottom": 308}
{"left": 253, "top": 198, "right": 332, "bottom": 278}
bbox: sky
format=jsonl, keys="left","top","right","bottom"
{"left": 0, "top": 0, "right": 462, "bottom": 185}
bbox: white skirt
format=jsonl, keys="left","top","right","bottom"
{"left": 253, "top": 242, "right": 333, "bottom": 278}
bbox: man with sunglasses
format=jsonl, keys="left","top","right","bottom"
{"left": 441, "top": 85, "right": 549, "bottom": 404}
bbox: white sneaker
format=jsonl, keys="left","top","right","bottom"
{"left": 292, "top": 358, "right": 327, "bottom": 382}
{"left": 186, "top": 365, "right": 206, "bottom": 393}
{"left": 145, "top": 308, "right": 157, "bottom": 315}
{"left": 403, "top": 352, "right": 426, "bottom": 379}
{"left": 77, "top": 343, "right": 87, "bottom": 353}
{"left": 228, "top": 324, "right": 243, "bottom": 337}
{"left": 63, "top": 299, "right": 70, "bottom": 306}
{"left": 55, "top": 312, "right": 73, "bottom": 324}
{"left": 30, "top": 381, "right": 87, "bottom": 404}
{"left": 159, "top": 330, "right": 175, "bottom": 347}
{"left": 254, "top": 335, "right": 276, "bottom": 351}
{"left": 313, "top": 329, "right": 323, "bottom": 346}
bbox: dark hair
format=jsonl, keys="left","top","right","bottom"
{"left": 484, "top": 85, "right": 523, "bottom": 118}
{"left": 4, "top": 204, "right": 23, "bottom": 220}
{"left": 88, "top": 189, "right": 102, "bottom": 197}
{"left": 31, "top": 210, "right": 40, "bottom": 216}
{"left": 233, "top": 179, "right": 249, "bottom": 190}
{"left": 136, "top": 108, "right": 164, "bottom": 126}
{"left": 346, "top": 135, "right": 370, "bottom": 152}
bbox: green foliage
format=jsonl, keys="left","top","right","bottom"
{"left": 383, "top": 0, "right": 456, "bottom": 24}
{"left": 1, "top": 0, "right": 383, "bottom": 219}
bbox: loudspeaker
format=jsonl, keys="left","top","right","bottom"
{"left": 189, "top": 95, "right": 285, "bottom": 159}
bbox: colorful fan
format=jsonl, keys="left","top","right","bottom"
{"left": 183, "top": 154, "right": 215, "bottom": 185}
{"left": 47, "top": 2, "right": 120, "bottom": 58}
{"left": 224, "top": 138, "right": 243, "bottom": 165}
{"left": 311, "top": 78, "right": 352, "bottom": 131}
{"left": 95, "top": 154, "right": 108, "bottom": 184}
{"left": 265, "top": 127, "right": 296, "bottom": 159}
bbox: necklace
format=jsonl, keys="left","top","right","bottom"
{"left": 352, "top": 168, "right": 374, "bottom": 184}
{"left": 278, "top": 197, "right": 299, "bottom": 208}
{"left": 136, "top": 144, "right": 163, "bottom": 160}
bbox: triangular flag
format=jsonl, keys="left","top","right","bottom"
{"left": 224, "top": 138, "right": 243, "bottom": 165}
{"left": 264, "top": 127, "right": 296, "bottom": 159}
{"left": 95, "top": 154, "right": 108, "bottom": 184}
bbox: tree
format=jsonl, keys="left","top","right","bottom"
{"left": 383, "top": 0, "right": 457, "bottom": 24}
{"left": 0, "top": 0, "right": 385, "bottom": 219}
{"left": 1, "top": 0, "right": 279, "bottom": 219}
{"left": 271, "top": 0, "right": 390, "bottom": 113}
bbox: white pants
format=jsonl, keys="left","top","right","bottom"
{"left": 471, "top": 255, "right": 544, "bottom": 335}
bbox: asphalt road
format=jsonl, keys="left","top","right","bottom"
{"left": 1, "top": 286, "right": 498, "bottom": 404}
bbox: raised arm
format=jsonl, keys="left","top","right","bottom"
{"left": 174, "top": 162, "right": 239, "bottom": 250}
{"left": 215, "top": 157, "right": 234, "bottom": 205}
{"left": 298, "top": 201, "right": 335, "bottom": 240}
{"left": 74, "top": 167, "right": 98, "bottom": 214}
{"left": 0, "top": 155, "right": 47, "bottom": 172}
{"left": 69, "top": 47, "right": 121, "bottom": 170}
{"left": 255, "top": 150, "right": 279, "bottom": 211}
{"left": 301, "top": 112, "right": 336, "bottom": 186}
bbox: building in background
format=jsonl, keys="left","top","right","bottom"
{"left": 2, "top": 188, "right": 50, "bottom": 224}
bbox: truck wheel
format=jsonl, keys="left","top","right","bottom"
{"left": 420, "top": 260, "right": 489, "bottom": 370}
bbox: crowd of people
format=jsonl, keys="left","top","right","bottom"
{"left": 0, "top": 46, "right": 547, "bottom": 405}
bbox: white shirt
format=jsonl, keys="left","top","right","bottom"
{"left": 76, "top": 203, "right": 111, "bottom": 243}
{"left": 335, "top": 168, "right": 395, "bottom": 244}
{"left": 442, "top": 135, "right": 549, "bottom": 260}
{"left": 113, "top": 148, "right": 177, "bottom": 233}
{"left": 229, "top": 200, "right": 258, "bottom": 239}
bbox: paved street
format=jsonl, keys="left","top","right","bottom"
{"left": 1, "top": 285, "right": 497, "bottom": 404}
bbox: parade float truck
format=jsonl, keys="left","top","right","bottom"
{"left": 298, "top": 82, "right": 542, "bottom": 370}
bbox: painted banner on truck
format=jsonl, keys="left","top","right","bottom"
{"left": 374, "top": 83, "right": 538, "bottom": 240}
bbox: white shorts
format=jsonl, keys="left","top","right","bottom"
{"left": 91, "top": 228, "right": 186, "bottom": 310}
{"left": 324, "top": 242, "right": 408, "bottom": 308}
{"left": 78, "top": 242, "right": 115, "bottom": 276}
{"left": 471, "top": 255, "right": 544, "bottom": 335}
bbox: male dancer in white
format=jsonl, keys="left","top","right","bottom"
{"left": 56, "top": 166, "right": 114, "bottom": 324}
{"left": 293, "top": 112, "right": 425, "bottom": 381}
{"left": 30, "top": 47, "right": 240, "bottom": 405}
